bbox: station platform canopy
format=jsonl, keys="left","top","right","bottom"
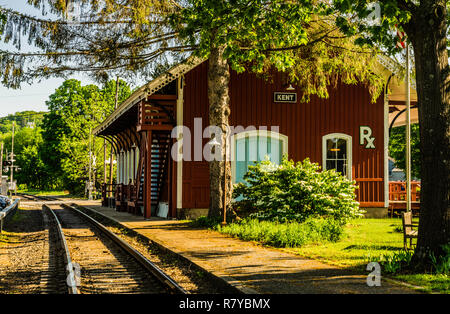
{"left": 387, "top": 76, "right": 418, "bottom": 128}
{"left": 376, "top": 55, "right": 419, "bottom": 129}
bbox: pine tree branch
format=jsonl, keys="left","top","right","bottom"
{"left": 0, "top": 6, "right": 149, "bottom": 26}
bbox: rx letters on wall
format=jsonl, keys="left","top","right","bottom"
{"left": 360, "top": 126, "right": 375, "bottom": 149}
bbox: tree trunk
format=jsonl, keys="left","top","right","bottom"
{"left": 404, "top": 0, "right": 450, "bottom": 264}
{"left": 207, "top": 44, "right": 233, "bottom": 219}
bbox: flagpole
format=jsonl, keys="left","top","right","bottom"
{"left": 405, "top": 44, "right": 411, "bottom": 212}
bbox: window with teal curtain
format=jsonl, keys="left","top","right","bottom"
{"left": 235, "top": 134, "right": 283, "bottom": 184}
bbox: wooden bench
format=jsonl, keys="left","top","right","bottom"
{"left": 402, "top": 211, "right": 418, "bottom": 250}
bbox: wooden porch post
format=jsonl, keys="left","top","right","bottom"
{"left": 144, "top": 130, "right": 152, "bottom": 219}
{"left": 170, "top": 138, "right": 177, "bottom": 218}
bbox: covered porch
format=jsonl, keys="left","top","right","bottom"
{"left": 94, "top": 59, "right": 201, "bottom": 218}
{"left": 96, "top": 90, "right": 179, "bottom": 219}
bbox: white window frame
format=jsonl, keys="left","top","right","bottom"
{"left": 322, "top": 133, "right": 353, "bottom": 180}
{"left": 231, "top": 130, "right": 288, "bottom": 183}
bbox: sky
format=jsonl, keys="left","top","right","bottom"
{"left": 0, "top": 1, "right": 96, "bottom": 117}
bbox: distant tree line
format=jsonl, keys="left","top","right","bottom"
{"left": 0, "top": 79, "right": 131, "bottom": 195}
{"left": 0, "top": 111, "right": 46, "bottom": 133}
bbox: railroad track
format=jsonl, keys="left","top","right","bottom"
{"left": 18, "top": 193, "right": 58, "bottom": 202}
{"left": 42, "top": 203, "right": 186, "bottom": 294}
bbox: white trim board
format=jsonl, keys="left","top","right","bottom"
{"left": 176, "top": 77, "right": 184, "bottom": 209}
{"left": 230, "top": 129, "right": 289, "bottom": 183}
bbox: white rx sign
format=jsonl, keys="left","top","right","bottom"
{"left": 360, "top": 126, "right": 375, "bottom": 149}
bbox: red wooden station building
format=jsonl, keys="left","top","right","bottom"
{"left": 95, "top": 56, "right": 416, "bottom": 219}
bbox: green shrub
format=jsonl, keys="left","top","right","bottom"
{"left": 366, "top": 244, "right": 450, "bottom": 275}
{"left": 216, "top": 217, "right": 344, "bottom": 248}
{"left": 430, "top": 244, "right": 450, "bottom": 274}
{"left": 366, "top": 250, "right": 414, "bottom": 274}
{"left": 233, "top": 157, "right": 363, "bottom": 225}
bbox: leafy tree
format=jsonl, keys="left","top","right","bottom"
{"left": 0, "top": 1, "right": 180, "bottom": 87}
{"left": 14, "top": 130, "right": 50, "bottom": 190}
{"left": 3, "top": 125, "right": 39, "bottom": 153}
{"left": 41, "top": 78, "right": 131, "bottom": 194}
{"left": 0, "top": 114, "right": 51, "bottom": 190}
{"left": 332, "top": 0, "right": 449, "bottom": 268}
{"left": 389, "top": 124, "right": 420, "bottom": 179}
{"left": 0, "top": 111, "right": 45, "bottom": 134}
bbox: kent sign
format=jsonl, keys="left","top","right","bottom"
{"left": 274, "top": 92, "right": 297, "bottom": 103}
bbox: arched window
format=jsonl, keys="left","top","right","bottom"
{"left": 231, "top": 130, "right": 288, "bottom": 184}
{"left": 322, "top": 133, "right": 352, "bottom": 180}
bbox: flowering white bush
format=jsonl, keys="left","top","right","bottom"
{"left": 233, "top": 157, "right": 364, "bottom": 225}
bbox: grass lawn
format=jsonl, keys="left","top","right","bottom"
{"left": 212, "top": 217, "right": 448, "bottom": 293}
{"left": 284, "top": 218, "right": 405, "bottom": 268}
{"left": 280, "top": 218, "right": 448, "bottom": 294}
{"left": 15, "top": 189, "right": 93, "bottom": 199}
{"left": 17, "top": 189, "right": 98, "bottom": 200}
{"left": 17, "top": 189, "right": 70, "bottom": 197}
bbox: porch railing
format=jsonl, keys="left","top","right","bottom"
{"left": 388, "top": 181, "right": 421, "bottom": 216}
{"left": 389, "top": 181, "right": 421, "bottom": 202}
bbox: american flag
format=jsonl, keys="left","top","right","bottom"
{"left": 396, "top": 25, "right": 407, "bottom": 49}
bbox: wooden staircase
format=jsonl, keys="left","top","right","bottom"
{"left": 132, "top": 96, "right": 176, "bottom": 218}
{"left": 134, "top": 132, "right": 171, "bottom": 215}
{"left": 151, "top": 133, "right": 171, "bottom": 213}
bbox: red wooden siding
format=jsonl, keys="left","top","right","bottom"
{"left": 182, "top": 62, "right": 210, "bottom": 208}
{"left": 182, "top": 62, "right": 385, "bottom": 209}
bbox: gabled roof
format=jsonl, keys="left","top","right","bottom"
{"left": 94, "top": 56, "right": 204, "bottom": 135}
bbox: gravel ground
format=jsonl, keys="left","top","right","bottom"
{"left": 0, "top": 207, "right": 46, "bottom": 294}
{"left": 52, "top": 205, "right": 167, "bottom": 294}
{"left": 0, "top": 203, "right": 227, "bottom": 294}
{"left": 74, "top": 206, "right": 227, "bottom": 294}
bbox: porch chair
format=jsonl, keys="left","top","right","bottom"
{"left": 402, "top": 211, "right": 418, "bottom": 250}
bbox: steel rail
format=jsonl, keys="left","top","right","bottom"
{"left": 17, "top": 193, "right": 55, "bottom": 202}
{"left": 0, "top": 199, "right": 20, "bottom": 233}
{"left": 61, "top": 204, "right": 187, "bottom": 294}
{"left": 43, "top": 204, "right": 79, "bottom": 294}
